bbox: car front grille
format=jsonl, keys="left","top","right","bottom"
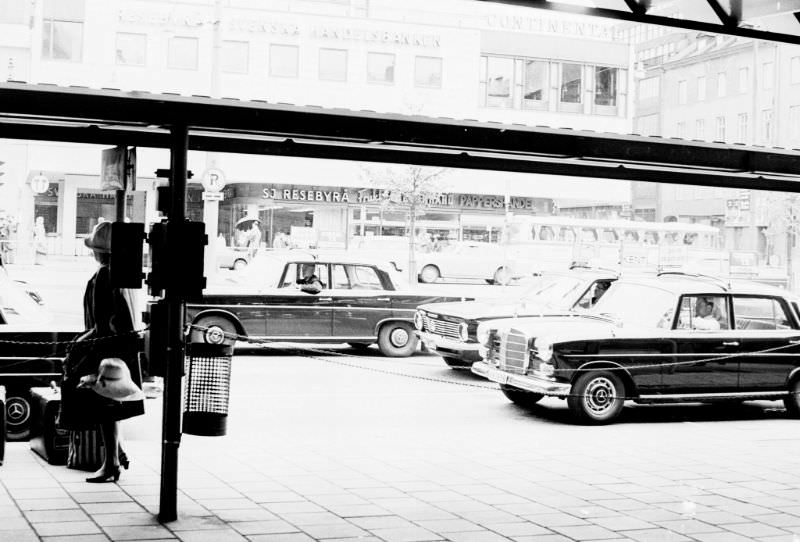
{"left": 424, "top": 316, "right": 461, "bottom": 340}
{"left": 498, "top": 328, "right": 528, "bottom": 374}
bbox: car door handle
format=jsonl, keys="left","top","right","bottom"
{"left": 722, "top": 341, "right": 740, "bottom": 346}
{"left": 319, "top": 297, "right": 333, "bottom": 302}
{"left": 376, "top": 297, "right": 390, "bottom": 302}
{"left": 790, "top": 339, "right": 800, "bottom": 345}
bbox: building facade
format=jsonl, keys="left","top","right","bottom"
{"left": 0, "top": 0, "right": 634, "bottom": 258}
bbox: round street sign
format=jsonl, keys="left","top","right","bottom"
{"left": 30, "top": 174, "right": 49, "bottom": 194}
{"left": 201, "top": 168, "right": 226, "bottom": 192}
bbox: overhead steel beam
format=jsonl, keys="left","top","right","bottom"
{"left": 477, "top": 0, "right": 800, "bottom": 45}
{"left": 623, "top": 0, "right": 646, "bottom": 16}
{"left": 705, "top": 0, "right": 737, "bottom": 27}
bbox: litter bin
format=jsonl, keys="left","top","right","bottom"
{"left": 183, "top": 343, "right": 233, "bottom": 437}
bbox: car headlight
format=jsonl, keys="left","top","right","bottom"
{"left": 414, "top": 310, "right": 424, "bottom": 331}
{"left": 534, "top": 338, "right": 553, "bottom": 362}
{"left": 476, "top": 322, "right": 490, "bottom": 345}
{"left": 458, "top": 322, "right": 469, "bottom": 342}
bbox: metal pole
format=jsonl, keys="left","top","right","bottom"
{"left": 159, "top": 124, "right": 188, "bottom": 523}
{"left": 115, "top": 189, "right": 126, "bottom": 222}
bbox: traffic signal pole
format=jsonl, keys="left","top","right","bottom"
{"left": 158, "top": 124, "right": 188, "bottom": 523}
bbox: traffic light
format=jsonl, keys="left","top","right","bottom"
{"left": 146, "top": 220, "right": 207, "bottom": 300}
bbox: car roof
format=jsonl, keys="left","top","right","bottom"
{"left": 613, "top": 272, "right": 797, "bottom": 300}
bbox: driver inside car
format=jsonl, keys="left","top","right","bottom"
{"left": 692, "top": 296, "right": 721, "bottom": 330}
{"left": 296, "top": 263, "right": 324, "bottom": 294}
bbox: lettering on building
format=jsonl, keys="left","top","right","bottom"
{"left": 485, "top": 14, "right": 618, "bottom": 41}
{"left": 310, "top": 26, "right": 441, "bottom": 48}
{"left": 118, "top": 8, "right": 206, "bottom": 27}
{"left": 227, "top": 19, "right": 300, "bottom": 36}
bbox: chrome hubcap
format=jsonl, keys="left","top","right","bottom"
{"left": 584, "top": 377, "right": 617, "bottom": 415}
{"left": 421, "top": 267, "right": 437, "bottom": 282}
{"left": 390, "top": 328, "right": 410, "bottom": 347}
{"left": 205, "top": 325, "right": 226, "bottom": 344}
{"left": 6, "top": 397, "right": 30, "bottom": 427}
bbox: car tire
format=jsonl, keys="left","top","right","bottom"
{"left": 232, "top": 258, "right": 248, "bottom": 271}
{"left": 784, "top": 378, "right": 800, "bottom": 417}
{"left": 190, "top": 316, "right": 238, "bottom": 346}
{"left": 5, "top": 389, "right": 32, "bottom": 441}
{"left": 493, "top": 267, "right": 511, "bottom": 286}
{"left": 443, "top": 356, "right": 472, "bottom": 369}
{"left": 500, "top": 384, "right": 544, "bottom": 408}
{"left": 419, "top": 265, "right": 440, "bottom": 284}
{"left": 378, "top": 322, "right": 418, "bottom": 357}
{"left": 567, "top": 370, "right": 625, "bottom": 424}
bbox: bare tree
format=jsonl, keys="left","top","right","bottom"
{"left": 361, "top": 165, "right": 449, "bottom": 282}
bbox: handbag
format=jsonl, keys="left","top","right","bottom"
{"left": 66, "top": 428, "right": 104, "bottom": 471}
{"left": 57, "top": 338, "right": 104, "bottom": 431}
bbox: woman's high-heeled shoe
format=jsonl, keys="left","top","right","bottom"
{"left": 86, "top": 467, "right": 120, "bottom": 483}
{"left": 119, "top": 454, "right": 130, "bottom": 470}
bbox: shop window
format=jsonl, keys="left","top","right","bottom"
{"left": 601, "top": 229, "right": 618, "bottom": 243}
{"left": 481, "top": 55, "right": 513, "bottom": 108}
{"left": 42, "top": 0, "right": 84, "bottom": 62}
{"left": 414, "top": 56, "right": 442, "bottom": 88}
{"left": 319, "top": 48, "right": 347, "bottom": 81}
{"left": 538, "top": 226, "right": 555, "bottom": 241}
{"left": 560, "top": 63, "right": 582, "bottom": 104}
{"left": 116, "top": 33, "right": 146, "bottom": 66}
{"left": 522, "top": 59, "right": 547, "bottom": 108}
{"left": 222, "top": 40, "right": 249, "bottom": 74}
{"left": 270, "top": 44, "right": 299, "bottom": 77}
{"left": 0, "top": 0, "right": 26, "bottom": 23}
{"left": 558, "top": 227, "right": 576, "bottom": 242}
{"left": 168, "top": 37, "right": 198, "bottom": 70}
{"left": 367, "top": 52, "right": 394, "bottom": 83}
{"left": 75, "top": 190, "right": 145, "bottom": 235}
{"left": 594, "top": 66, "right": 617, "bottom": 108}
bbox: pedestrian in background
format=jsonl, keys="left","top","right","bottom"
{"left": 33, "top": 216, "right": 47, "bottom": 265}
{"left": 59, "top": 221, "right": 144, "bottom": 483}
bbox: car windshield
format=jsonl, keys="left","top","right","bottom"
{"left": 517, "top": 276, "right": 587, "bottom": 308}
{"left": 0, "top": 279, "right": 49, "bottom": 325}
{"left": 589, "top": 282, "right": 676, "bottom": 328}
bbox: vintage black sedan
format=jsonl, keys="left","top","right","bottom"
{"left": 473, "top": 273, "right": 800, "bottom": 424}
{"left": 414, "top": 268, "right": 619, "bottom": 368}
{"left": 0, "top": 273, "right": 80, "bottom": 440}
{"left": 187, "top": 253, "right": 472, "bottom": 357}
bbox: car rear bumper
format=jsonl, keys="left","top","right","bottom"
{"left": 416, "top": 331, "right": 481, "bottom": 362}
{"left": 472, "top": 361, "right": 571, "bottom": 396}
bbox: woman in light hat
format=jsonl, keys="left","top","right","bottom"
{"left": 60, "top": 220, "right": 144, "bottom": 483}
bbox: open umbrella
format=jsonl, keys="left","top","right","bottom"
{"left": 235, "top": 216, "right": 260, "bottom": 230}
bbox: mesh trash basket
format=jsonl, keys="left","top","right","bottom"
{"left": 183, "top": 343, "right": 233, "bottom": 437}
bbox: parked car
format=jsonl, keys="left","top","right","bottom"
{"left": 415, "top": 268, "right": 619, "bottom": 368}
{"left": 473, "top": 273, "right": 800, "bottom": 424}
{"left": 186, "top": 253, "right": 473, "bottom": 357}
{"left": 417, "top": 241, "right": 513, "bottom": 284}
{"left": 0, "top": 273, "right": 80, "bottom": 440}
{"left": 217, "top": 245, "right": 251, "bottom": 271}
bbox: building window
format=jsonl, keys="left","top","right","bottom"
{"left": 481, "top": 55, "right": 513, "bottom": 108}
{"left": 678, "top": 79, "right": 687, "bottom": 104}
{"left": 762, "top": 62, "right": 774, "bottom": 89}
{"left": 715, "top": 116, "right": 726, "bottom": 142}
{"left": 522, "top": 59, "right": 547, "bottom": 107}
{"left": 167, "top": 37, "right": 198, "bottom": 70}
{"left": 42, "top": 0, "right": 84, "bottom": 62}
{"left": 738, "top": 67, "right": 749, "bottom": 93}
{"left": 319, "top": 48, "right": 347, "bottom": 81}
{"left": 695, "top": 118, "right": 705, "bottom": 140}
{"left": 717, "top": 72, "right": 727, "bottom": 98}
{"left": 696, "top": 75, "right": 706, "bottom": 101}
{"left": 0, "top": 0, "right": 26, "bottom": 23}
{"left": 790, "top": 105, "right": 800, "bottom": 145}
{"left": 792, "top": 57, "right": 800, "bottom": 85}
{"left": 762, "top": 109, "right": 773, "bottom": 144}
{"left": 594, "top": 66, "right": 617, "bottom": 107}
{"left": 560, "top": 63, "right": 582, "bottom": 104}
{"left": 366, "top": 52, "right": 394, "bottom": 83}
{"left": 115, "top": 33, "right": 146, "bottom": 66}
{"left": 737, "top": 113, "right": 748, "bottom": 144}
{"left": 635, "top": 114, "right": 659, "bottom": 136}
{"left": 270, "top": 44, "right": 299, "bottom": 77}
{"left": 221, "top": 40, "right": 249, "bottom": 74}
{"left": 414, "top": 56, "right": 442, "bottom": 88}
{"left": 676, "top": 121, "right": 686, "bottom": 138}
{"left": 638, "top": 76, "right": 659, "bottom": 100}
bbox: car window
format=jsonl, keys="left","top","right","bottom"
{"left": 279, "top": 263, "right": 329, "bottom": 289}
{"left": 350, "top": 265, "right": 382, "bottom": 290}
{"left": 279, "top": 264, "right": 298, "bottom": 288}
{"left": 590, "top": 283, "right": 676, "bottom": 328}
{"left": 575, "top": 280, "right": 612, "bottom": 310}
{"left": 733, "top": 297, "right": 791, "bottom": 330}
{"left": 0, "top": 285, "right": 47, "bottom": 325}
{"left": 677, "top": 295, "right": 729, "bottom": 331}
{"left": 332, "top": 264, "right": 350, "bottom": 289}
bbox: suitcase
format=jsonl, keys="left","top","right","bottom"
{"left": 0, "top": 386, "right": 6, "bottom": 465}
{"left": 29, "top": 387, "right": 69, "bottom": 465}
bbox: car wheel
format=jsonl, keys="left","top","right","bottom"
{"left": 493, "top": 267, "right": 511, "bottom": 286}
{"left": 190, "top": 316, "right": 238, "bottom": 346}
{"left": 567, "top": 370, "right": 625, "bottom": 424}
{"left": 378, "top": 322, "right": 418, "bottom": 357}
{"left": 784, "top": 378, "right": 800, "bottom": 417}
{"left": 500, "top": 384, "right": 544, "bottom": 408}
{"left": 6, "top": 390, "right": 32, "bottom": 441}
{"left": 443, "top": 356, "right": 472, "bottom": 369}
{"left": 232, "top": 258, "right": 248, "bottom": 271}
{"left": 419, "top": 265, "right": 440, "bottom": 283}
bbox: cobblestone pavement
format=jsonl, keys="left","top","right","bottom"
{"left": 2, "top": 349, "right": 800, "bottom": 541}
